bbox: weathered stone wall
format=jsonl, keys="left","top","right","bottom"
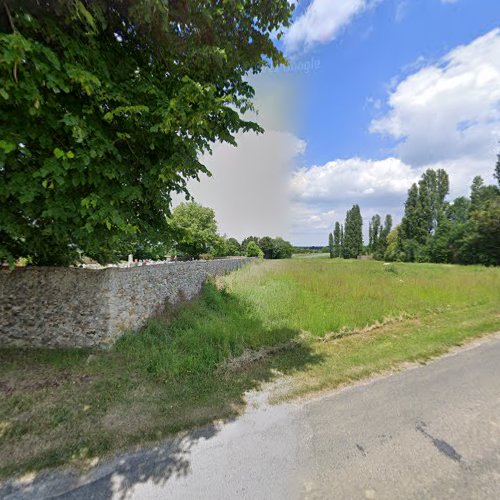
{"left": 0, "top": 258, "right": 253, "bottom": 349}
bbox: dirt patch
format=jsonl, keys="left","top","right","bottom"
{"left": 218, "top": 341, "right": 300, "bottom": 373}
{"left": 0, "top": 372, "right": 93, "bottom": 396}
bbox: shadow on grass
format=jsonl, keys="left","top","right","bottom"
{"left": 0, "top": 282, "right": 323, "bottom": 499}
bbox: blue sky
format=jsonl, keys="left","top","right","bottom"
{"left": 185, "top": 0, "right": 500, "bottom": 246}
{"left": 294, "top": 0, "right": 500, "bottom": 166}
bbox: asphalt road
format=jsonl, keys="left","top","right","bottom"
{"left": 2, "top": 336, "right": 500, "bottom": 500}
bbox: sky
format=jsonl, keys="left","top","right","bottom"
{"left": 182, "top": 0, "right": 500, "bottom": 246}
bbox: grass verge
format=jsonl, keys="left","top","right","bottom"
{"left": 1, "top": 258, "right": 499, "bottom": 480}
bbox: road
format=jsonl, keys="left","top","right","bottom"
{"left": 2, "top": 336, "right": 500, "bottom": 500}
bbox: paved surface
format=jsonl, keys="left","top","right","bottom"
{"left": 2, "top": 336, "right": 500, "bottom": 500}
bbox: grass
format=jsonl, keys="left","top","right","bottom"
{"left": 1, "top": 258, "right": 499, "bottom": 480}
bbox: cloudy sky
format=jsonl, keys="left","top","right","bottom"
{"left": 183, "top": 0, "right": 500, "bottom": 246}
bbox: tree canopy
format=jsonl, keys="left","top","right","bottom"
{"left": 168, "top": 201, "right": 218, "bottom": 259}
{"left": 0, "top": 0, "right": 293, "bottom": 265}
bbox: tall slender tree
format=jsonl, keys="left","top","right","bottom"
{"left": 333, "top": 222, "right": 341, "bottom": 258}
{"left": 370, "top": 214, "right": 381, "bottom": 252}
{"left": 328, "top": 232, "right": 334, "bottom": 259}
{"left": 374, "top": 214, "right": 392, "bottom": 260}
{"left": 343, "top": 205, "right": 363, "bottom": 259}
{"left": 495, "top": 151, "right": 500, "bottom": 188}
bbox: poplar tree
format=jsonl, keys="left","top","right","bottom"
{"left": 398, "top": 183, "right": 419, "bottom": 260}
{"left": 333, "top": 222, "right": 341, "bottom": 258}
{"left": 370, "top": 214, "right": 381, "bottom": 252}
{"left": 398, "top": 169, "right": 449, "bottom": 261}
{"left": 495, "top": 151, "right": 500, "bottom": 187}
{"left": 343, "top": 205, "right": 363, "bottom": 259}
{"left": 374, "top": 214, "right": 392, "bottom": 260}
{"left": 328, "top": 232, "right": 334, "bottom": 259}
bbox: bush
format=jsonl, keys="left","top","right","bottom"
{"left": 246, "top": 241, "right": 263, "bottom": 258}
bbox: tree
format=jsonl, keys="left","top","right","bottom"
{"left": 374, "top": 214, "right": 392, "bottom": 260}
{"left": 369, "top": 214, "right": 381, "bottom": 253}
{"left": 246, "top": 241, "right": 263, "bottom": 258}
{"left": 333, "top": 222, "right": 341, "bottom": 258}
{"left": 384, "top": 226, "right": 400, "bottom": 262}
{"left": 464, "top": 174, "right": 500, "bottom": 265}
{"left": 398, "top": 169, "right": 449, "bottom": 262}
{"left": 343, "top": 205, "right": 363, "bottom": 259}
{"left": 258, "top": 236, "right": 275, "bottom": 260}
{"left": 225, "top": 238, "right": 241, "bottom": 257}
{"left": 168, "top": 202, "right": 219, "bottom": 259}
{"left": 271, "top": 237, "right": 293, "bottom": 259}
{"left": 241, "top": 236, "right": 260, "bottom": 252}
{"left": 495, "top": 151, "right": 500, "bottom": 188}
{"left": 328, "top": 232, "right": 334, "bottom": 259}
{"left": 0, "top": 1, "right": 293, "bottom": 265}
{"left": 469, "top": 197, "right": 500, "bottom": 266}
{"left": 470, "top": 176, "right": 485, "bottom": 211}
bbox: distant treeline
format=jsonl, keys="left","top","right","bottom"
{"left": 328, "top": 159, "right": 500, "bottom": 266}
{"left": 240, "top": 236, "right": 294, "bottom": 259}
{"left": 131, "top": 202, "right": 294, "bottom": 261}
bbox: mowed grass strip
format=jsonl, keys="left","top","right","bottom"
{"left": 1, "top": 258, "right": 499, "bottom": 479}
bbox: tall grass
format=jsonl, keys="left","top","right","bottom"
{"left": 222, "top": 259, "right": 500, "bottom": 335}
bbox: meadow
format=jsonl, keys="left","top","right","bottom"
{"left": 1, "top": 258, "right": 499, "bottom": 478}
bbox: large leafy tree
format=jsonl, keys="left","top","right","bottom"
{"left": 398, "top": 169, "right": 449, "bottom": 262}
{"left": 168, "top": 201, "right": 219, "bottom": 259}
{"left": 0, "top": 0, "right": 293, "bottom": 265}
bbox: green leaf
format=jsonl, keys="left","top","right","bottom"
{"left": 53, "top": 148, "right": 64, "bottom": 159}
{"left": 0, "top": 140, "right": 16, "bottom": 153}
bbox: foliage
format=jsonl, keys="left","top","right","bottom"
{"left": 495, "top": 152, "right": 500, "bottom": 187}
{"left": 168, "top": 202, "right": 219, "bottom": 259}
{"left": 224, "top": 237, "right": 242, "bottom": 257}
{"left": 397, "top": 169, "right": 450, "bottom": 261}
{"left": 384, "top": 226, "right": 401, "bottom": 262}
{"left": 342, "top": 204, "right": 363, "bottom": 259}
{"left": 270, "top": 237, "right": 293, "bottom": 259}
{"left": 0, "top": 0, "right": 293, "bottom": 265}
{"left": 258, "top": 236, "right": 275, "bottom": 259}
{"left": 245, "top": 240, "right": 263, "bottom": 258}
{"left": 396, "top": 168, "right": 499, "bottom": 266}
{"left": 240, "top": 235, "right": 293, "bottom": 259}
{"left": 333, "top": 222, "right": 341, "bottom": 258}
{"left": 241, "top": 236, "right": 260, "bottom": 252}
{"left": 368, "top": 214, "right": 381, "bottom": 252}
{"left": 374, "top": 214, "right": 392, "bottom": 260}
{"left": 328, "top": 232, "right": 334, "bottom": 258}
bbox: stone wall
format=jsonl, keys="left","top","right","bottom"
{"left": 0, "top": 258, "right": 253, "bottom": 349}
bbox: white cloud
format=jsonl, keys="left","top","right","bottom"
{"left": 371, "top": 29, "right": 500, "bottom": 168}
{"left": 291, "top": 157, "right": 417, "bottom": 203}
{"left": 284, "top": 0, "right": 378, "bottom": 53}
{"left": 289, "top": 157, "right": 418, "bottom": 245}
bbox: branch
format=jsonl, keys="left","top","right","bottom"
{"left": 4, "top": 2, "right": 16, "bottom": 33}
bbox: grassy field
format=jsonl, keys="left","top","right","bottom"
{"left": 1, "top": 258, "right": 499, "bottom": 479}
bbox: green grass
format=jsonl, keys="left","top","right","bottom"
{"left": 1, "top": 258, "right": 499, "bottom": 480}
